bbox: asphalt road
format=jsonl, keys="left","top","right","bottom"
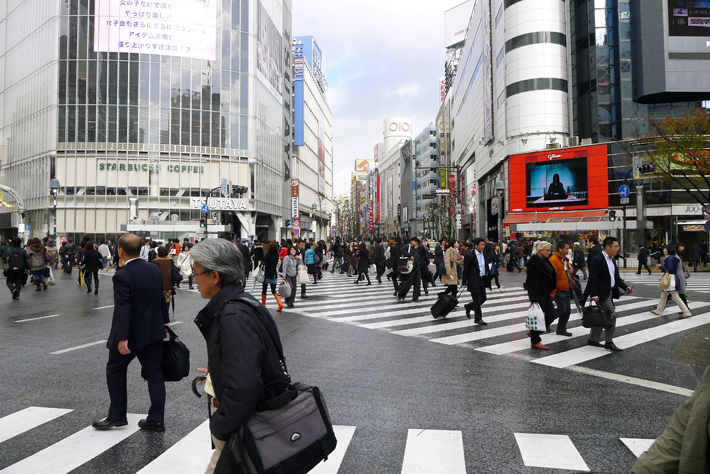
{"left": 1, "top": 264, "right": 710, "bottom": 473}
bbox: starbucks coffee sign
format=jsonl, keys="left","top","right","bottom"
{"left": 98, "top": 163, "right": 205, "bottom": 173}
{"left": 190, "top": 197, "right": 249, "bottom": 210}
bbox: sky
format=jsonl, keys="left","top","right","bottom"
{"left": 292, "top": 0, "right": 469, "bottom": 199}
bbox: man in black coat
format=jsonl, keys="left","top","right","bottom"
{"left": 416, "top": 238, "right": 434, "bottom": 294}
{"left": 462, "top": 238, "right": 489, "bottom": 325}
{"left": 236, "top": 240, "right": 250, "bottom": 282}
{"left": 636, "top": 245, "right": 652, "bottom": 275}
{"left": 397, "top": 237, "right": 422, "bottom": 302}
{"left": 585, "top": 236, "right": 633, "bottom": 352}
{"left": 388, "top": 237, "right": 403, "bottom": 294}
{"left": 373, "top": 238, "right": 386, "bottom": 283}
{"left": 690, "top": 243, "right": 702, "bottom": 272}
{"left": 93, "top": 233, "right": 170, "bottom": 432}
{"left": 3, "top": 237, "right": 29, "bottom": 300}
{"left": 587, "top": 237, "right": 602, "bottom": 264}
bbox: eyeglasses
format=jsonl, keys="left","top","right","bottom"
{"left": 611, "top": 244, "right": 620, "bottom": 248}
{"left": 191, "top": 266, "right": 208, "bottom": 278}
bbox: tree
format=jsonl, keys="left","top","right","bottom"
{"left": 634, "top": 107, "right": 710, "bottom": 206}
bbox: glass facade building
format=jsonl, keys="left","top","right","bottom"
{"left": 0, "top": 0, "right": 293, "bottom": 242}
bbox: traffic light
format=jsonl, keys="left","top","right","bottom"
{"left": 639, "top": 163, "right": 657, "bottom": 174}
{"left": 609, "top": 210, "right": 617, "bottom": 222}
{"left": 410, "top": 218, "right": 417, "bottom": 222}
{"left": 199, "top": 218, "right": 206, "bottom": 228}
{"left": 232, "top": 185, "right": 248, "bottom": 196}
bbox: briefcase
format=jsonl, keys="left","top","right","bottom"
{"left": 162, "top": 326, "right": 190, "bottom": 382}
{"left": 581, "top": 301, "right": 614, "bottom": 328}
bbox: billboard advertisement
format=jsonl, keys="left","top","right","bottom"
{"left": 668, "top": 1, "right": 710, "bottom": 36}
{"left": 508, "top": 145, "right": 608, "bottom": 213}
{"left": 256, "top": 1, "right": 283, "bottom": 96}
{"left": 444, "top": 1, "right": 473, "bottom": 49}
{"left": 94, "top": 0, "right": 217, "bottom": 60}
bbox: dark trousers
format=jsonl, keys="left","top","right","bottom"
{"left": 637, "top": 261, "right": 652, "bottom": 274}
{"left": 398, "top": 266, "right": 421, "bottom": 300}
{"left": 691, "top": 259, "right": 699, "bottom": 272}
{"left": 6, "top": 269, "right": 24, "bottom": 295}
{"left": 589, "top": 296, "right": 617, "bottom": 343}
{"left": 106, "top": 341, "right": 165, "bottom": 423}
{"left": 444, "top": 284, "right": 458, "bottom": 296}
{"left": 553, "top": 291, "right": 571, "bottom": 333}
{"left": 85, "top": 268, "right": 100, "bottom": 291}
{"left": 285, "top": 275, "right": 297, "bottom": 305}
{"left": 300, "top": 283, "right": 307, "bottom": 296}
{"left": 390, "top": 270, "right": 400, "bottom": 293}
{"left": 530, "top": 293, "right": 555, "bottom": 344}
{"left": 376, "top": 262, "right": 386, "bottom": 279}
{"left": 487, "top": 273, "right": 500, "bottom": 289}
{"left": 464, "top": 284, "right": 487, "bottom": 321}
{"left": 573, "top": 265, "right": 588, "bottom": 279}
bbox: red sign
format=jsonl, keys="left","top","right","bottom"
{"left": 508, "top": 144, "right": 609, "bottom": 213}
{"left": 448, "top": 174, "right": 456, "bottom": 212}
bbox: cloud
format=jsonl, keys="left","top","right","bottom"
{"left": 292, "top": 0, "right": 466, "bottom": 198}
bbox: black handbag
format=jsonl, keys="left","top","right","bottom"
{"left": 171, "top": 262, "right": 183, "bottom": 285}
{"left": 162, "top": 326, "right": 190, "bottom": 382}
{"left": 582, "top": 301, "right": 614, "bottom": 328}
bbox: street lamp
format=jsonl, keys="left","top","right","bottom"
{"left": 495, "top": 179, "right": 505, "bottom": 245}
{"left": 49, "top": 178, "right": 61, "bottom": 241}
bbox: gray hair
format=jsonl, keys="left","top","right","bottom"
{"left": 190, "top": 238, "right": 244, "bottom": 286}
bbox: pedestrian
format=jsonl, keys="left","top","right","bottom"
{"left": 355, "top": 242, "right": 371, "bottom": 285}
{"left": 650, "top": 244, "right": 691, "bottom": 319}
{"left": 548, "top": 240, "right": 573, "bottom": 337}
{"left": 487, "top": 243, "right": 503, "bottom": 292}
{"left": 587, "top": 237, "right": 602, "bottom": 263}
{"left": 387, "top": 237, "right": 402, "bottom": 295}
{"left": 190, "top": 238, "right": 290, "bottom": 472}
{"left": 282, "top": 245, "right": 300, "bottom": 308}
{"left": 345, "top": 242, "right": 356, "bottom": 277}
{"left": 585, "top": 236, "right": 633, "bottom": 352}
{"left": 92, "top": 233, "right": 169, "bottom": 433}
{"left": 297, "top": 240, "right": 309, "bottom": 299}
{"left": 169, "top": 238, "right": 182, "bottom": 261}
{"left": 3, "top": 237, "right": 29, "bottom": 300}
{"left": 433, "top": 240, "right": 445, "bottom": 282}
{"left": 572, "top": 242, "right": 588, "bottom": 280}
{"left": 516, "top": 242, "right": 525, "bottom": 272}
{"left": 45, "top": 238, "right": 59, "bottom": 285}
{"left": 261, "top": 241, "right": 283, "bottom": 311}
{"left": 690, "top": 243, "right": 702, "bottom": 272}
{"left": 153, "top": 246, "right": 175, "bottom": 305}
{"left": 397, "top": 237, "right": 422, "bottom": 302}
{"left": 416, "top": 238, "right": 434, "bottom": 294}
{"left": 139, "top": 238, "right": 151, "bottom": 261}
{"left": 82, "top": 241, "right": 104, "bottom": 294}
{"left": 525, "top": 240, "right": 556, "bottom": 350}
{"left": 373, "top": 238, "right": 386, "bottom": 283}
{"left": 26, "top": 238, "right": 48, "bottom": 291}
{"left": 462, "top": 238, "right": 489, "bottom": 325}
{"left": 330, "top": 238, "right": 343, "bottom": 273}
{"left": 637, "top": 245, "right": 652, "bottom": 275}
{"left": 98, "top": 240, "right": 111, "bottom": 271}
{"left": 236, "top": 239, "right": 250, "bottom": 283}
{"left": 176, "top": 246, "right": 193, "bottom": 290}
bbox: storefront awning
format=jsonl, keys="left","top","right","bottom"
{"left": 504, "top": 210, "right": 653, "bottom": 232}
{"left": 504, "top": 210, "right": 607, "bottom": 225}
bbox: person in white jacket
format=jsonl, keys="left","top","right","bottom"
{"left": 176, "top": 247, "right": 193, "bottom": 289}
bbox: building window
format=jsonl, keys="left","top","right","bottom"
{"left": 505, "top": 31, "right": 566, "bottom": 53}
{"left": 497, "top": 90, "right": 506, "bottom": 109}
{"left": 495, "top": 5, "right": 503, "bottom": 26}
{"left": 506, "top": 78, "right": 568, "bottom": 97}
{"left": 496, "top": 47, "right": 505, "bottom": 68}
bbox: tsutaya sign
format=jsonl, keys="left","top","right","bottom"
{"left": 190, "top": 197, "right": 248, "bottom": 210}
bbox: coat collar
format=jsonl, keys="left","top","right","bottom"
{"left": 194, "top": 283, "right": 246, "bottom": 329}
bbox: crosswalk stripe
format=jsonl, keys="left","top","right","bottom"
{"left": 0, "top": 413, "right": 145, "bottom": 474}
{"left": 620, "top": 438, "right": 655, "bottom": 458}
{"left": 532, "top": 310, "right": 710, "bottom": 368}
{"left": 0, "top": 407, "right": 73, "bottom": 444}
{"left": 433, "top": 299, "right": 653, "bottom": 346}
{"left": 137, "top": 420, "right": 213, "bottom": 473}
{"left": 400, "top": 429, "right": 466, "bottom": 474}
{"left": 515, "top": 433, "right": 589, "bottom": 471}
{"left": 310, "top": 425, "right": 357, "bottom": 474}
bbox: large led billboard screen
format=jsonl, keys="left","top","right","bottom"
{"left": 508, "top": 145, "right": 608, "bottom": 213}
{"left": 668, "top": 0, "right": 710, "bottom": 36}
{"left": 94, "top": 0, "right": 217, "bottom": 60}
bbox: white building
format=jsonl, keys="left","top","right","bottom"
{"left": 292, "top": 36, "right": 334, "bottom": 241}
{"left": 377, "top": 117, "right": 412, "bottom": 236}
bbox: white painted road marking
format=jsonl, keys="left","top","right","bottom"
{"left": 310, "top": 425, "right": 357, "bottom": 474}
{"left": 50, "top": 340, "right": 107, "bottom": 355}
{"left": 137, "top": 420, "right": 213, "bottom": 473}
{"left": 0, "top": 407, "right": 73, "bottom": 444}
{"left": 0, "top": 413, "right": 145, "bottom": 474}
{"left": 14, "top": 314, "right": 60, "bottom": 323}
{"left": 620, "top": 438, "right": 656, "bottom": 457}
{"left": 93, "top": 305, "right": 114, "bottom": 310}
{"left": 514, "top": 433, "right": 589, "bottom": 471}
{"left": 400, "top": 429, "right": 466, "bottom": 473}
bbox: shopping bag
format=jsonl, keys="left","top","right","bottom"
{"left": 279, "top": 278, "right": 292, "bottom": 299}
{"left": 525, "top": 302, "right": 545, "bottom": 332}
{"left": 297, "top": 265, "right": 310, "bottom": 284}
{"left": 658, "top": 272, "right": 671, "bottom": 290}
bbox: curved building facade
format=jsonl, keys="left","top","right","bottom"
{"left": 0, "top": 0, "right": 293, "bottom": 242}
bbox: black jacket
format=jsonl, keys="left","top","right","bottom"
{"left": 373, "top": 243, "right": 385, "bottom": 263}
{"left": 194, "top": 283, "right": 288, "bottom": 443}
{"left": 433, "top": 244, "right": 444, "bottom": 266}
{"left": 462, "top": 248, "right": 489, "bottom": 292}
{"left": 691, "top": 245, "right": 702, "bottom": 261}
{"left": 357, "top": 248, "right": 370, "bottom": 273}
{"left": 263, "top": 252, "right": 279, "bottom": 280}
{"left": 237, "top": 243, "right": 250, "bottom": 273}
{"left": 107, "top": 258, "right": 169, "bottom": 352}
{"left": 638, "top": 247, "right": 650, "bottom": 263}
{"left": 586, "top": 252, "right": 628, "bottom": 302}
{"left": 588, "top": 245, "right": 602, "bottom": 264}
{"left": 525, "top": 254, "right": 556, "bottom": 303}
{"left": 416, "top": 244, "right": 430, "bottom": 269}
{"left": 82, "top": 248, "right": 103, "bottom": 271}
{"left": 400, "top": 243, "right": 419, "bottom": 267}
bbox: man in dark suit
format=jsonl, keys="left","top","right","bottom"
{"left": 93, "top": 233, "right": 170, "bottom": 432}
{"left": 462, "top": 238, "right": 489, "bottom": 325}
{"left": 586, "top": 236, "right": 633, "bottom": 352}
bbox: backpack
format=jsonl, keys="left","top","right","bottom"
{"left": 8, "top": 249, "right": 26, "bottom": 270}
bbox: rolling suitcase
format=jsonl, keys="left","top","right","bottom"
{"left": 430, "top": 286, "right": 465, "bottom": 319}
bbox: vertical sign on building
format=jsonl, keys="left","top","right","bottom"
{"left": 293, "top": 41, "right": 305, "bottom": 146}
{"left": 291, "top": 179, "right": 300, "bottom": 219}
{"left": 376, "top": 173, "right": 381, "bottom": 224}
{"left": 448, "top": 174, "right": 457, "bottom": 213}
{"left": 439, "top": 77, "right": 446, "bottom": 105}
{"left": 317, "top": 122, "right": 326, "bottom": 194}
{"left": 504, "top": 159, "right": 510, "bottom": 214}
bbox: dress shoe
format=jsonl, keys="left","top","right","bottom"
{"left": 12, "top": 290, "right": 19, "bottom": 300}
{"left": 604, "top": 342, "right": 623, "bottom": 352}
{"left": 138, "top": 419, "right": 165, "bottom": 433}
{"left": 474, "top": 319, "right": 488, "bottom": 326}
{"left": 424, "top": 290, "right": 429, "bottom": 295}
{"left": 587, "top": 340, "right": 604, "bottom": 348}
{"left": 556, "top": 331, "right": 573, "bottom": 337}
{"left": 94, "top": 289, "right": 98, "bottom": 295}
{"left": 465, "top": 305, "right": 472, "bottom": 320}
{"left": 679, "top": 314, "right": 692, "bottom": 319}
{"left": 530, "top": 343, "right": 549, "bottom": 350}
{"left": 412, "top": 298, "right": 419, "bottom": 302}
{"left": 92, "top": 418, "right": 128, "bottom": 430}
{"left": 649, "top": 310, "right": 661, "bottom": 315}
{"left": 300, "top": 295, "right": 308, "bottom": 299}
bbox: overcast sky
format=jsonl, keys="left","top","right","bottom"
{"left": 292, "top": 0, "right": 468, "bottom": 199}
